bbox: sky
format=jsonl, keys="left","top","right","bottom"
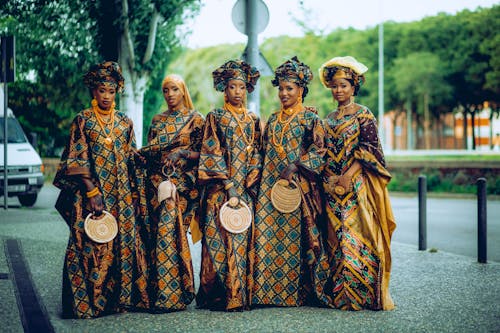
{"left": 185, "top": 0, "right": 499, "bottom": 49}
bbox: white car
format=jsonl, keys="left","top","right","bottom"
{"left": 1, "top": 107, "right": 44, "bottom": 207}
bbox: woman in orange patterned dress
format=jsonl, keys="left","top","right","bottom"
{"left": 252, "top": 56, "right": 329, "bottom": 308}
{"left": 317, "top": 56, "right": 396, "bottom": 310}
{"left": 196, "top": 59, "right": 262, "bottom": 311}
{"left": 53, "top": 61, "right": 149, "bottom": 318}
{"left": 138, "top": 74, "right": 204, "bottom": 312}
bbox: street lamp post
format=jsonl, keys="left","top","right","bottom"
{"left": 378, "top": 1, "right": 386, "bottom": 151}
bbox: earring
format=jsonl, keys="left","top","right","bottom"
{"left": 91, "top": 98, "right": 98, "bottom": 107}
{"left": 111, "top": 101, "right": 116, "bottom": 110}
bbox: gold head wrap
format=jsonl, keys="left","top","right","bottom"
{"left": 161, "top": 74, "right": 195, "bottom": 110}
{"left": 319, "top": 56, "right": 368, "bottom": 89}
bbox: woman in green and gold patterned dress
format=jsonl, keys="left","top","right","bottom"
{"left": 196, "top": 59, "right": 262, "bottom": 311}
{"left": 138, "top": 74, "right": 204, "bottom": 312}
{"left": 53, "top": 61, "right": 149, "bottom": 318}
{"left": 317, "top": 56, "right": 396, "bottom": 310}
{"left": 252, "top": 56, "right": 328, "bottom": 308}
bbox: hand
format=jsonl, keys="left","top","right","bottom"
{"left": 280, "top": 163, "right": 298, "bottom": 181}
{"left": 336, "top": 174, "right": 352, "bottom": 192}
{"left": 227, "top": 186, "right": 238, "bottom": 200}
{"left": 165, "top": 149, "right": 187, "bottom": 166}
{"left": 133, "top": 149, "right": 147, "bottom": 166}
{"left": 89, "top": 194, "right": 104, "bottom": 217}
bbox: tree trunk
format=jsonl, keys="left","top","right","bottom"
{"left": 121, "top": 74, "right": 147, "bottom": 148}
{"left": 423, "top": 93, "right": 430, "bottom": 149}
{"left": 462, "top": 108, "right": 468, "bottom": 149}
{"left": 406, "top": 100, "right": 413, "bottom": 150}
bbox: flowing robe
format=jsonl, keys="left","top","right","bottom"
{"left": 53, "top": 109, "right": 149, "bottom": 318}
{"left": 138, "top": 109, "right": 204, "bottom": 311}
{"left": 252, "top": 108, "right": 329, "bottom": 307}
{"left": 196, "top": 108, "right": 262, "bottom": 310}
{"left": 319, "top": 106, "right": 396, "bottom": 310}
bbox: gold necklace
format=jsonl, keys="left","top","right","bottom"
{"left": 224, "top": 102, "right": 254, "bottom": 153}
{"left": 336, "top": 97, "right": 354, "bottom": 118}
{"left": 271, "top": 100, "right": 303, "bottom": 157}
{"left": 93, "top": 103, "right": 115, "bottom": 147}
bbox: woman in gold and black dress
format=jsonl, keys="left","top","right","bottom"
{"left": 53, "top": 61, "right": 149, "bottom": 318}
{"left": 196, "top": 59, "right": 262, "bottom": 311}
{"left": 138, "top": 74, "right": 204, "bottom": 312}
{"left": 318, "top": 56, "right": 396, "bottom": 310}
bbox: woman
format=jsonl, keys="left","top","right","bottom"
{"left": 53, "top": 61, "right": 149, "bottom": 318}
{"left": 252, "top": 56, "right": 328, "bottom": 307}
{"left": 196, "top": 59, "right": 262, "bottom": 311}
{"left": 318, "top": 56, "right": 396, "bottom": 310}
{"left": 138, "top": 74, "right": 204, "bottom": 312}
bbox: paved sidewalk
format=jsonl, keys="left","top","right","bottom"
{"left": 1, "top": 193, "right": 500, "bottom": 332}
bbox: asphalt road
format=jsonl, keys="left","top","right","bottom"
{"left": 6, "top": 183, "right": 498, "bottom": 262}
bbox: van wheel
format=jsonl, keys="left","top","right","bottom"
{"left": 18, "top": 194, "right": 37, "bottom": 207}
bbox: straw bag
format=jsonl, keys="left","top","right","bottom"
{"left": 84, "top": 210, "right": 118, "bottom": 243}
{"left": 271, "top": 179, "right": 301, "bottom": 213}
{"left": 219, "top": 197, "right": 252, "bottom": 234}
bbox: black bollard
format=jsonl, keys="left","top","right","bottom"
{"left": 477, "top": 177, "right": 487, "bottom": 263}
{"left": 418, "top": 175, "right": 427, "bottom": 251}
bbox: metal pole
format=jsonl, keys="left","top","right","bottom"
{"left": 2, "top": 38, "right": 8, "bottom": 210}
{"left": 245, "top": 0, "right": 260, "bottom": 116}
{"left": 378, "top": 1, "right": 385, "bottom": 150}
{"left": 418, "top": 175, "right": 427, "bottom": 250}
{"left": 477, "top": 177, "right": 487, "bottom": 263}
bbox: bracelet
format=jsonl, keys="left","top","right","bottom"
{"left": 224, "top": 182, "right": 234, "bottom": 190}
{"left": 86, "top": 187, "right": 100, "bottom": 198}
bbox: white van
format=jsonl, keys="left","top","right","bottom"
{"left": 0, "top": 106, "right": 44, "bottom": 207}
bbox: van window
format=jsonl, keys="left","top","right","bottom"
{"left": 0, "top": 117, "right": 28, "bottom": 144}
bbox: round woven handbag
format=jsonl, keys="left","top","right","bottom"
{"left": 271, "top": 179, "right": 301, "bottom": 213}
{"left": 84, "top": 210, "right": 118, "bottom": 243}
{"left": 219, "top": 197, "right": 252, "bottom": 234}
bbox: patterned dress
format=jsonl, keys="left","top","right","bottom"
{"left": 196, "top": 108, "right": 262, "bottom": 310}
{"left": 319, "top": 106, "right": 396, "bottom": 310}
{"left": 53, "top": 108, "right": 149, "bottom": 318}
{"left": 252, "top": 108, "right": 328, "bottom": 307}
{"left": 138, "top": 109, "right": 204, "bottom": 312}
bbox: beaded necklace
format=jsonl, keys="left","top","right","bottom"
{"left": 271, "top": 100, "right": 304, "bottom": 157}
{"left": 336, "top": 96, "right": 355, "bottom": 118}
{"left": 224, "top": 102, "right": 254, "bottom": 153}
{"left": 93, "top": 102, "right": 115, "bottom": 147}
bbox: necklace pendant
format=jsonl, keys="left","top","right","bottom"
{"left": 276, "top": 145, "right": 285, "bottom": 158}
{"left": 246, "top": 145, "right": 253, "bottom": 152}
{"left": 104, "top": 137, "right": 113, "bottom": 146}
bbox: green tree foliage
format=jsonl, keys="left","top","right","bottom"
{"left": 0, "top": 0, "right": 201, "bottom": 154}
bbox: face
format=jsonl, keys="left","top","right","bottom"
{"left": 93, "top": 84, "right": 116, "bottom": 110}
{"left": 330, "top": 78, "right": 355, "bottom": 104}
{"left": 278, "top": 81, "right": 303, "bottom": 109}
{"left": 225, "top": 79, "right": 246, "bottom": 107}
{"left": 163, "top": 81, "right": 184, "bottom": 111}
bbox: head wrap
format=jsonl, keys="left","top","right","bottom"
{"left": 319, "top": 56, "right": 368, "bottom": 89}
{"left": 212, "top": 59, "right": 260, "bottom": 93}
{"left": 271, "top": 56, "right": 313, "bottom": 88}
{"left": 161, "top": 74, "right": 195, "bottom": 110}
{"left": 83, "top": 61, "right": 125, "bottom": 93}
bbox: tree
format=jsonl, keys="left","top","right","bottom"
{"left": 1, "top": 0, "right": 201, "bottom": 150}
{"left": 390, "top": 52, "right": 452, "bottom": 149}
